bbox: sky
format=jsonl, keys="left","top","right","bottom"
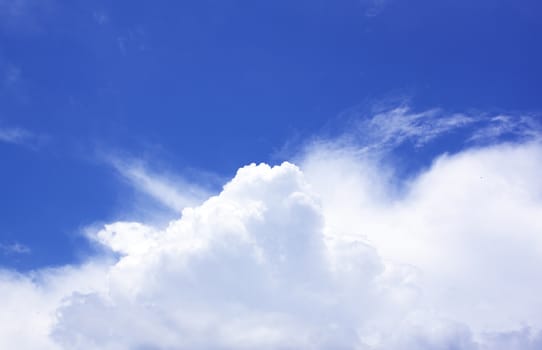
{"left": 1, "top": 0, "right": 542, "bottom": 349}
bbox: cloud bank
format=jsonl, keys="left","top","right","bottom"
{"left": 1, "top": 111, "right": 542, "bottom": 349}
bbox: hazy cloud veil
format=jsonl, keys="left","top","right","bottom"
{"left": 1, "top": 110, "right": 542, "bottom": 349}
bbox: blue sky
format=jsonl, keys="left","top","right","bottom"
{"left": 2, "top": 0, "right": 540, "bottom": 269}
{"left": 1, "top": 1, "right": 542, "bottom": 348}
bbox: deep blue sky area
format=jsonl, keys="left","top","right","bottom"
{"left": 1, "top": 0, "right": 541, "bottom": 269}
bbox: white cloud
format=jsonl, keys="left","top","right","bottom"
{"left": 332, "top": 106, "right": 541, "bottom": 154}
{"left": 107, "top": 157, "right": 212, "bottom": 212}
{"left": 367, "top": 107, "right": 474, "bottom": 147}
{"left": 301, "top": 140, "right": 542, "bottom": 334}
{"left": 468, "top": 115, "right": 542, "bottom": 143}
{"left": 0, "top": 262, "right": 110, "bottom": 350}
{"left": 1, "top": 110, "right": 542, "bottom": 349}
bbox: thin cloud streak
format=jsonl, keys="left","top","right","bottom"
{"left": 327, "top": 105, "right": 542, "bottom": 155}
{"left": 106, "top": 156, "right": 213, "bottom": 212}
{"left": 0, "top": 127, "right": 31, "bottom": 144}
{"left": 0, "top": 126, "right": 46, "bottom": 149}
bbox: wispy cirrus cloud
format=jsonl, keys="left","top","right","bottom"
{"left": 106, "top": 156, "right": 213, "bottom": 212}
{"left": 328, "top": 104, "right": 541, "bottom": 155}
{"left": 0, "top": 126, "right": 33, "bottom": 144}
{"left": 468, "top": 115, "right": 542, "bottom": 143}
{"left": 0, "top": 126, "right": 47, "bottom": 149}
{"left": 362, "top": 107, "right": 474, "bottom": 147}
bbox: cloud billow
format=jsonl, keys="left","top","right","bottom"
{"left": 1, "top": 111, "right": 542, "bottom": 349}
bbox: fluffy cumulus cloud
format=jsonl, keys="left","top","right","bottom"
{"left": 2, "top": 112, "right": 542, "bottom": 349}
